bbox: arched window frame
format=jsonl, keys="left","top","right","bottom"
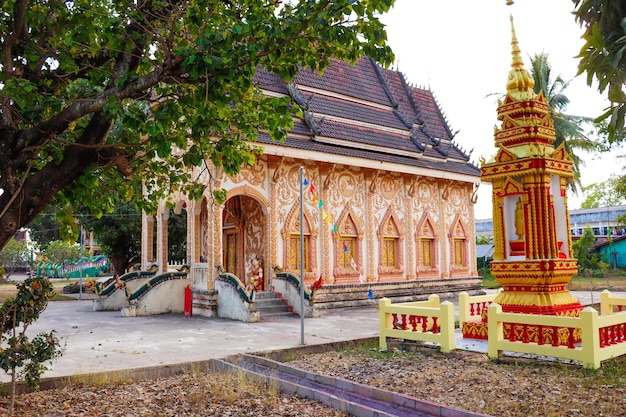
{"left": 377, "top": 208, "right": 404, "bottom": 278}
{"left": 333, "top": 209, "right": 363, "bottom": 282}
{"left": 449, "top": 216, "right": 469, "bottom": 274}
{"left": 282, "top": 203, "right": 318, "bottom": 280}
{"left": 415, "top": 213, "right": 439, "bottom": 277}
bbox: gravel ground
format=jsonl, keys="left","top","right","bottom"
{"left": 6, "top": 344, "right": 626, "bottom": 417}
{"left": 287, "top": 346, "right": 626, "bottom": 417}
{"left": 7, "top": 370, "right": 350, "bottom": 417}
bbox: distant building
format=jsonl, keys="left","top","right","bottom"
{"left": 596, "top": 236, "right": 626, "bottom": 268}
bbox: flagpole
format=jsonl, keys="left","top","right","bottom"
{"left": 299, "top": 166, "right": 305, "bottom": 345}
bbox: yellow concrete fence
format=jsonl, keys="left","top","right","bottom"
{"left": 488, "top": 290, "right": 626, "bottom": 369}
{"left": 378, "top": 295, "right": 455, "bottom": 353}
{"left": 458, "top": 289, "right": 501, "bottom": 325}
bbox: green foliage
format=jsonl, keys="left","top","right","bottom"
{"left": 0, "top": 239, "right": 29, "bottom": 279}
{"left": 476, "top": 235, "right": 493, "bottom": 244}
{"left": 572, "top": 228, "right": 602, "bottom": 271}
{"left": 573, "top": 0, "right": 626, "bottom": 143}
{"left": 529, "top": 52, "right": 601, "bottom": 193}
{"left": 44, "top": 240, "right": 79, "bottom": 267}
{"left": 168, "top": 210, "right": 188, "bottom": 264}
{"left": 80, "top": 203, "right": 142, "bottom": 275}
{"left": 0, "top": 277, "right": 63, "bottom": 415}
{"left": 0, "top": 0, "right": 396, "bottom": 250}
{"left": 580, "top": 175, "right": 626, "bottom": 208}
{"left": 28, "top": 210, "right": 62, "bottom": 251}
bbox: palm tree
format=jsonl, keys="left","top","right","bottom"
{"left": 529, "top": 52, "right": 599, "bottom": 193}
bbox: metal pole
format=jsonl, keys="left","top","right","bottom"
{"left": 299, "top": 167, "right": 305, "bottom": 345}
{"left": 79, "top": 224, "right": 83, "bottom": 300}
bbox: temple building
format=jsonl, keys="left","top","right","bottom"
{"left": 140, "top": 57, "right": 483, "bottom": 317}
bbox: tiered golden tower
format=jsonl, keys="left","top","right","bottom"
{"left": 463, "top": 16, "right": 584, "bottom": 342}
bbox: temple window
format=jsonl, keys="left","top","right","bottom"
{"left": 334, "top": 212, "right": 362, "bottom": 279}
{"left": 415, "top": 213, "right": 439, "bottom": 276}
{"left": 417, "top": 219, "right": 437, "bottom": 269}
{"left": 288, "top": 233, "right": 310, "bottom": 271}
{"left": 339, "top": 237, "right": 357, "bottom": 268}
{"left": 377, "top": 210, "right": 404, "bottom": 276}
{"left": 453, "top": 238, "right": 466, "bottom": 267}
{"left": 420, "top": 238, "right": 434, "bottom": 267}
{"left": 285, "top": 210, "right": 312, "bottom": 273}
{"left": 450, "top": 220, "right": 468, "bottom": 268}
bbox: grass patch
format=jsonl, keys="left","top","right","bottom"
{"left": 568, "top": 272, "right": 626, "bottom": 291}
{"left": 70, "top": 370, "right": 136, "bottom": 387}
{"left": 481, "top": 271, "right": 499, "bottom": 289}
{"left": 485, "top": 269, "right": 626, "bottom": 291}
{"left": 0, "top": 279, "right": 83, "bottom": 303}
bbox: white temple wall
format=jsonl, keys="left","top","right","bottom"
{"left": 142, "top": 156, "right": 480, "bottom": 288}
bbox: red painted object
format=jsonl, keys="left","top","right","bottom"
{"left": 184, "top": 285, "right": 192, "bottom": 317}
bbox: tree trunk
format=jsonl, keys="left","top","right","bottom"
{"left": 110, "top": 253, "right": 130, "bottom": 277}
{"left": 0, "top": 114, "right": 117, "bottom": 250}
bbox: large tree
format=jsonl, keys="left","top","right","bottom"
{"left": 0, "top": 237, "right": 28, "bottom": 279}
{"left": 0, "top": 0, "right": 395, "bottom": 250}
{"left": 580, "top": 175, "right": 626, "bottom": 209}
{"left": 573, "top": 0, "right": 626, "bottom": 143}
{"left": 80, "top": 204, "right": 142, "bottom": 275}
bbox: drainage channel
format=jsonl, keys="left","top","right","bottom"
{"left": 211, "top": 354, "right": 488, "bottom": 417}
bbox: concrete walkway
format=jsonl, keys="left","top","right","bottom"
{"left": 5, "top": 288, "right": 622, "bottom": 383}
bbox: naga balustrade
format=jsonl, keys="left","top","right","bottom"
{"left": 487, "top": 292, "right": 626, "bottom": 369}
{"left": 378, "top": 295, "right": 455, "bottom": 353}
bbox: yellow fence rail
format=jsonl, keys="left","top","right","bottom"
{"left": 487, "top": 291, "right": 626, "bottom": 369}
{"left": 601, "top": 289, "right": 626, "bottom": 315}
{"left": 378, "top": 295, "right": 455, "bottom": 353}
{"left": 458, "top": 289, "right": 501, "bottom": 326}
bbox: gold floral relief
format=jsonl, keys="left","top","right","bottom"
{"left": 274, "top": 164, "right": 296, "bottom": 220}
{"left": 231, "top": 161, "right": 267, "bottom": 188}
{"left": 326, "top": 169, "right": 365, "bottom": 223}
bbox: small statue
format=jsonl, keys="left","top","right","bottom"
{"left": 248, "top": 255, "right": 264, "bottom": 292}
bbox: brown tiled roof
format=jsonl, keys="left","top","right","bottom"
{"left": 253, "top": 57, "right": 480, "bottom": 178}
{"left": 294, "top": 58, "right": 392, "bottom": 107}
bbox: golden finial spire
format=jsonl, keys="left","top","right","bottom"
{"left": 506, "top": 15, "right": 535, "bottom": 98}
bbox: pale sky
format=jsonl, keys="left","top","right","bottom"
{"left": 380, "top": 0, "right": 617, "bottom": 218}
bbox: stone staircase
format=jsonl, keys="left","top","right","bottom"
{"left": 253, "top": 291, "right": 294, "bottom": 318}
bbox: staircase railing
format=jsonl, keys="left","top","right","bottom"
{"left": 217, "top": 273, "right": 254, "bottom": 303}
{"left": 126, "top": 267, "right": 189, "bottom": 302}
{"left": 274, "top": 271, "right": 319, "bottom": 301}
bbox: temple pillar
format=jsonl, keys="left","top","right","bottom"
{"left": 156, "top": 208, "right": 169, "bottom": 273}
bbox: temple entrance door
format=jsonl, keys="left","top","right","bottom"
{"left": 222, "top": 195, "right": 267, "bottom": 290}
{"left": 222, "top": 228, "right": 240, "bottom": 276}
